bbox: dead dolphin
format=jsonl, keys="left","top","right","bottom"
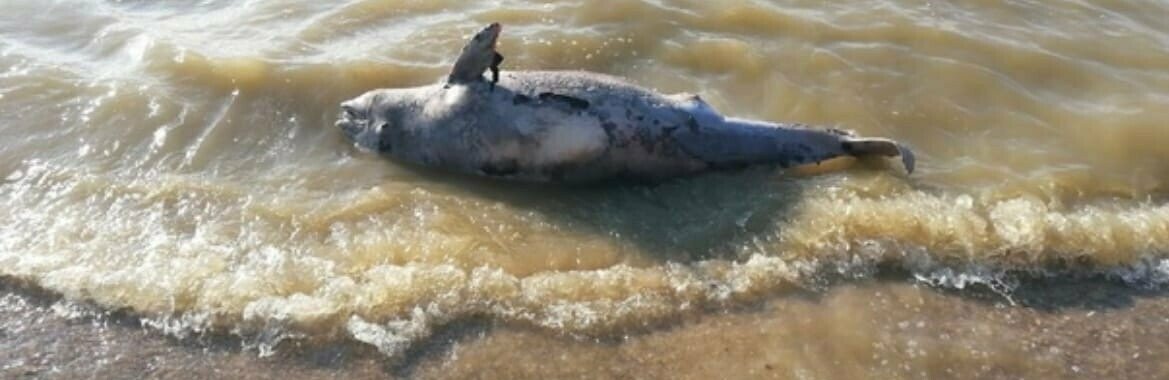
{"left": 336, "top": 23, "right": 915, "bottom": 183}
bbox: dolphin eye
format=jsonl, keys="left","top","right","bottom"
{"left": 342, "top": 104, "right": 358, "bottom": 117}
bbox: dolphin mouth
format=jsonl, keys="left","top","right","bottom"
{"left": 335, "top": 102, "right": 367, "bottom": 139}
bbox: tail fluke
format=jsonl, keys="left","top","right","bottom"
{"left": 842, "top": 137, "right": 916, "bottom": 174}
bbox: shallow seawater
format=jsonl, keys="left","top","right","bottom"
{"left": 3, "top": 0, "right": 1169, "bottom": 378}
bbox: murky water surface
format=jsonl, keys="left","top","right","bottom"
{"left": 3, "top": 0, "right": 1169, "bottom": 378}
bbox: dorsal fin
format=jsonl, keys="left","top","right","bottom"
{"left": 448, "top": 23, "right": 503, "bottom": 84}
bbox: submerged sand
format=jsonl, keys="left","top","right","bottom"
{"left": 4, "top": 277, "right": 1168, "bottom": 379}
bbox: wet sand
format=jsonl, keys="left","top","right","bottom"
{"left": 5, "top": 276, "right": 1168, "bottom": 379}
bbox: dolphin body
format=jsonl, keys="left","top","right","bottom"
{"left": 336, "top": 23, "right": 915, "bottom": 183}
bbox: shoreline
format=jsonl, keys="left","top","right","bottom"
{"left": 4, "top": 277, "right": 1166, "bottom": 379}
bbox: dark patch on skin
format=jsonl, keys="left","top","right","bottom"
{"left": 513, "top": 94, "right": 532, "bottom": 105}
{"left": 635, "top": 127, "right": 655, "bottom": 153}
{"left": 783, "top": 143, "right": 819, "bottom": 166}
{"left": 541, "top": 165, "right": 568, "bottom": 182}
{"left": 539, "top": 152, "right": 614, "bottom": 183}
{"left": 538, "top": 92, "right": 590, "bottom": 110}
{"left": 686, "top": 117, "right": 700, "bottom": 133}
{"left": 625, "top": 109, "right": 633, "bottom": 119}
{"left": 376, "top": 123, "right": 393, "bottom": 153}
{"left": 636, "top": 115, "right": 644, "bottom": 121}
{"left": 652, "top": 119, "right": 659, "bottom": 125}
{"left": 708, "top": 160, "right": 751, "bottom": 170}
{"left": 480, "top": 159, "right": 519, "bottom": 176}
{"left": 601, "top": 122, "right": 619, "bottom": 146}
{"left": 827, "top": 127, "right": 853, "bottom": 137}
{"left": 607, "top": 122, "right": 629, "bottom": 148}
{"left": 782, "top": 142, "right": 814, "bottom": 156}
{"left": 489, "top": 52, "right": 503, "bottom": 91}
{"left": 656, "top": 134, "right": 681, "bottom": 156}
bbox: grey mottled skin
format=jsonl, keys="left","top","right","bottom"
{"left": 337, "top": 23, "right": 915, "bottom": 183}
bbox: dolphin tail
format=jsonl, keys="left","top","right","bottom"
{"left": 841, "top": 136, "right": 916, "bottom": 174}
{"left": 673, "top": 118, "right": 916, "bottom": 174}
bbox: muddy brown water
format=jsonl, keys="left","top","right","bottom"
{"left": 3, "top": 0, "right": 1169, "bottom": 378}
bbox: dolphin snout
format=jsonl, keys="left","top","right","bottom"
{"left": 336, "top": 97, "right": 371, "bottom": 131}
{"left": 340, "top": 100, "right": 361, "bottom": 118}
{"left": 339, "top": 99, "right": 367, "bottom": 121}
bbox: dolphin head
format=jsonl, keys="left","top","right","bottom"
{"left": 336, "top": 94, "right": 368, "bottom": 140}
{"left": 336, "top": 89, "right": 417, "bottom": 154}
